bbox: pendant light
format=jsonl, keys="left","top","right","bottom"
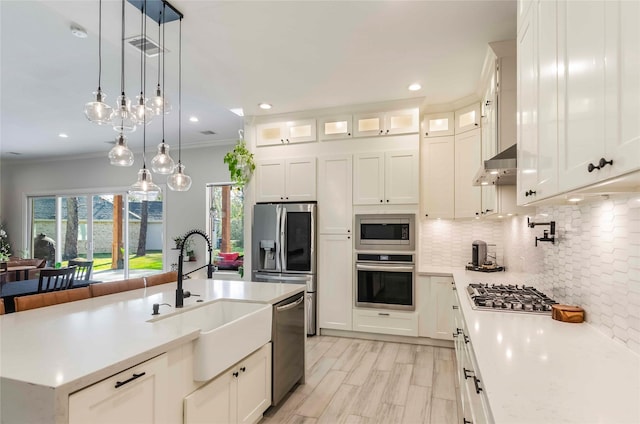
{"left": 108, "top": 133, "right": 134, "bottom": 166}
{"left": 84, "top": 0, "right": 113, "bottom": 124}
{"left": 168, "top": 17, "right": 191, "bottom": 192}
{"left": 148, "top": 6, "right": 171, "bottom": 116}
{"left": 128, "top": 0, "right": 161, "bottom": 201}
{"left": 131, "top": 3, "right": 153, "bottom": 126}
{"left": 111, "top": 0, "right": 137, "bottom": 133}
{"left": 151, "top": 7, "right": 175, "bottom": 175}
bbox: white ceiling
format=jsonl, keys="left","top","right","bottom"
{"left": 0, "top": 0, "right": 516, "bottom": 161}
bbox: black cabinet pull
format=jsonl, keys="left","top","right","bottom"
{"left": 464, "top": 419, "right": 472, "bottom": 424}
{"left": 474, "top": 122, "right": 479, "bottom": 126}
{"left": 380, "top": 199, "right": 383, "bottom": 203}
{"left": 464, "top": 334, "right": 470, "bottom": 344}
{"left": 378, "top": 312, "right": 390, "bottom": 316}
{"left": 240, "top": 366, "right": 246, "bottom": 372}
{"left": 474, "top": 376, "right": 483, "bottom": 394}
{"left": 588, "top": 162, "right": 599, "bottom": 172}
{"left": 599, "top": 158, "right": 613, "bottom": 169}
{"left": 525, "top": 189, "right": 536, "bottom": 197}
{"left": 385, "top": 129, "right": 390, "bottom": 134}
{"left": 386, "top": 199, "right": 389, "bottom": 202}
{"left": 348, "top": 132, "right": 351, "bottom": 136}
{"left": 379, "top": 130, "right": 384, "bottom": 135}
{"left": 233, "top": 371, "right": 239, "bottom": 378}
{"left": 425, "top": 213, "right": 429, "bottom": 217}
{"left": 114, "top": 372, "right": 146, "bottom": 389}
{"left": 463, "top": 368, "right": 473, "bottom": 380}
{"left": 452, "top": 305, "right": 459, "bottom": 309}
{"left": 425, "top": 132, "right": 429, "bottom": 136}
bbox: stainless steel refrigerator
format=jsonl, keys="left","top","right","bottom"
{"left": 252, "top": 202, "right": 317, "bottom": 336}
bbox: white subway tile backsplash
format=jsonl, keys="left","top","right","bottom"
{"left": 419, "top": 193, "right": 640, "bottom": 355}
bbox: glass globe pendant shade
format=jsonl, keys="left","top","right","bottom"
{"left": 151, "top": 142, "right": 175, "bottom": 174}
{"left": 108, "top": 134, "right": 134, "bottom": 166}
{"left": 148, "top": 86, "right": 171, "bottom": 115}
{"left": 128, "top": 168, "right": 161, "bottom": 201}
{"left": 111, "top": 94, "right": 137, "bottom": 132}
{"left": 85, "top": 89, "right": 113, "bottom": 125}
{"left": 167, "top": 163, "right": 192, "bottom": 191}
{"left": 131, "top": 94, "right": 153, "bottom": 125}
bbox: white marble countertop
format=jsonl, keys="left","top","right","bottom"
{"left": 0, "top": 279, "right": 304, "bottom": 392}
{"left": 420, "top": 267, "right": 640, "bottom": 424}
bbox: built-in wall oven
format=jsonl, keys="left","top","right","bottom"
{"left": 355, "top": 253, "right": 415, "bottom": 311}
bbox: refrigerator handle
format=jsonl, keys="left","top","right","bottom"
{"left": 275, "top": 205, "right": 282, "bottom": 271}
{"left": 280, "top": 206, "right": 287, "bottom": 271}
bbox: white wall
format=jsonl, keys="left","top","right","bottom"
{"left": 419, "top": 193, "right": 640, "bottom": 355}
{"left": 0, "top": 144, "right": 233, "bottom": 269}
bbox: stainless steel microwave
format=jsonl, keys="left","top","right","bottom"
{"left": 355, "top": 214, "right": 415, "bottom": 251}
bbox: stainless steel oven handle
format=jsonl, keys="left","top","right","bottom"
{"left": 355, "top": 263, "right": 415, "bottom": 272}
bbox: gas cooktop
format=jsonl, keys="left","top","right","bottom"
{"left": 466, "top": 283, "right": 557, "bottom": 314}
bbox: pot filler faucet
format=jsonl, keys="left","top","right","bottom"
{"left": 176, "top": 229, "right": 214, "bottom": 308}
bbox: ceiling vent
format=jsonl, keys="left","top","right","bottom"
{"left": 126, "top": 35, "right": 164, "bottom": 57}
{"left": 200, "top": 130, "right": 217, "bottom": 135}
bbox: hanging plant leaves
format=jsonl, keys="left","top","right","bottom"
{"left": 224, "top": 130, "right": 255, "bottom": 188}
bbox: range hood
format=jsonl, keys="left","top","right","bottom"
{"left": 473, "top": 144, "right": 517, "bottom": 186}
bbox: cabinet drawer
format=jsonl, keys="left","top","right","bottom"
{"left": 352, "top": 308, "right": 418, "bottom": 336}
{"left": 69, "top": 353, "right": 168, "bottom": 424}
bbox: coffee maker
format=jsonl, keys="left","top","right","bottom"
{"left": 472, "top": 240, "right": 487, "bottom": 266}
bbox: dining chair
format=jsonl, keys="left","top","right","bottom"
{"left": 89, "top": 278, "right": 145, "bottom": 297}
{"left": 0, "top": 298, "right": 5, "bottom": 315}
{"left": 15, "top": 287, "right": 91, "bottom": 312}
{"left": 0, "top": 261, "right": 7, "bottom": 291}
{"left": 145, "top": 271, "right": 178, "bottom": 287}
{"left": 68, "top": 259, "right": 93, "bottom": 281}
{"left": 37, "top": 267, "right": 76, "bottom": 293}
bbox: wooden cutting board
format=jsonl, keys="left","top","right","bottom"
{"left": 552, "top": 304, "right": 585, "bottom": 323}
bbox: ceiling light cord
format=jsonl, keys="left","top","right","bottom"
{"left": 120, "top": 0, "right": 125, "bottom": 96}
{"left": 178, "top": 16, "right": 182, "bottom": 164}
{"left": 97, "top": 0, "right": 102, "bottom": 90}
{"left": 161, "top": 4, "right": 165, "bottom": 140}
{"left": 156, "top": 10, "right": 161, "bottom": 95}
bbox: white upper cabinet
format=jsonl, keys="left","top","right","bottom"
{"left": 454, "top": 128, "right": 482, "bottom": 218}
{"left": 255, "top": 157, "right": 316, "bottom": 202}
{"left": 353, "top": 150, "right": 419, "bottom": 205}
{"left": 517, "top": 0, "right": 559, "bottom": 205}
{"left": 319, "top": 115, "right": 353, "bottom": 141}
{"left": 567, "top": 0, "right": 640, "bottom": 186}
{"left": 421, "top": 136, "right": 455, "bottom": 219}
{"left": 318, "top": 155, "right": 352, "bottom": 234}
{"left": 423, "top": 112, "right": 455, "bottom": 138}
{"left": 353, "top": 109, "right": 419, "bottom": 137}
{"left": 454, "top": 103, "right": 481, "bottom": 134}
{"left": 256, "top": 119, "right": 316, "bottom": 147}
{"left": 525, "top": 0, "right": 640, "bottom": 195}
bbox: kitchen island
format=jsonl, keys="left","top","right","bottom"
{"left": 421, "top": 267, "right": 640, "bottom": 424}
{"left": 0, "top": 279, "right": 304, "bottom": 424}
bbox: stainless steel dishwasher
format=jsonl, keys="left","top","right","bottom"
{"left": 272, "top": 291, "right": 305, "bottom": 405}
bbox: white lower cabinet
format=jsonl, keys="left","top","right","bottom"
{"left": 452, "top": 285, "right": 493, "bottom": 424}
{"left": 318, "top": 234, "right": 353, "bottom": 331}
{"left": 69, "top": 353, "right": 169, "bottom": 424}
{"left": 184, "top": 343, "right": 272, "bottom": 424}
{"left": 417, "top": 276, "right": 454, "bottom": 340}
{"left": 352, "top": 308, "right": 418, "bottom": 337}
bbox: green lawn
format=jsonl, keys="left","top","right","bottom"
{"left": 70, "top": 251, "right": 163, "bottom": 271}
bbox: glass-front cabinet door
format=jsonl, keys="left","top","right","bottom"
{"left": 319, "top": 115, "right": 353, "bottom": 141}
{"left": 423, "top": 112, "right": 455, "bottom": 138}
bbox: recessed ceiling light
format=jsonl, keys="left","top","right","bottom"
{"left": 189, "top": 116, "right": 199, "bottom": 122}
{"left": 58, "top": 133, "right": 69, "bottom": 138}
{"left": 70, "top": 24, "right": 88, "bottom": 39}
{"left": 408, "top": 83, "right": 422, "bottom": 91}
{"left": 258, "top": 103, "right": 272, "bottom": 110}
{"left": 481, "top": 181, "right": 489, "bottom": 186}
{"left": 230, "top": 108, "right": 244, "bottom": 117}
{"left": 490, "top": 170, "right": 499, "bottom": 175}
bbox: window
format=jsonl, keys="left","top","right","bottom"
{"left": 27, "top": 191, "right": 165, "bottom": 281}
{"left": 206, "top": 183, "right": 245, "bottom": 272}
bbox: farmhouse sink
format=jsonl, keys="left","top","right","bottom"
{"left": 154, "top": 300, "right": 272, "bottom": 381}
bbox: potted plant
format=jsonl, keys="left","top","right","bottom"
{"left": 223, "top": 130, "right": 255, "bottom": 188}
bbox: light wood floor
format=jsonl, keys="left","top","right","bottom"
{"left": 260, "top": 335, "right": 460, "bottom": 424}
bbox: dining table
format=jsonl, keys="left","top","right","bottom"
{"left": 6, "top": 265, "right": 37, "bottom": 281}
{"left": 0, "top": 278, "right": 101, "bottom": 314}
